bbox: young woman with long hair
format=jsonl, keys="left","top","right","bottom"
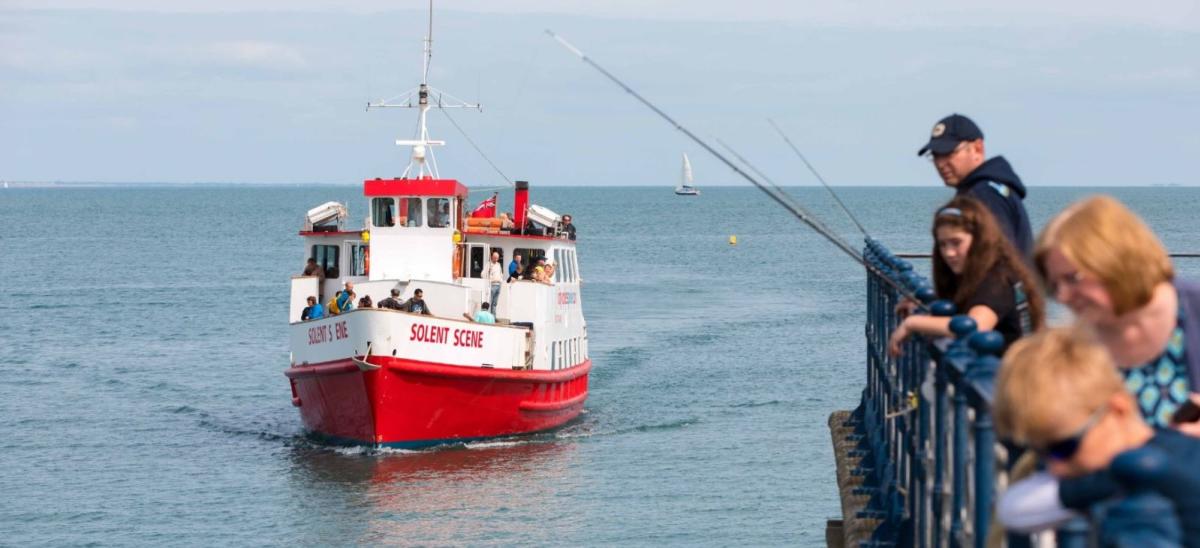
{"left": 888, "top": 196, "right": 1044, "bottom": 356}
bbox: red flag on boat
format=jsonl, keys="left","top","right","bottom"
{"left": 471, "top": 195, "right": 497, "bottom": 218}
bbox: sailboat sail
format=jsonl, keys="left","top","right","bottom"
{"left": 681, "top": 154, "right": 694, "bottom": 189}
{"left": 676, "top": 153, "right": 699, "bottom": 195}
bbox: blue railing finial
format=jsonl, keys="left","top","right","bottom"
{"left": 916, "top": 286, "right": 937, "bottom": 304}
{"left": 930, "top": 299, "right": 956, "bottom": 317}
{"left": 948, "top": 315, "right": 977, "bottom": 339}
{"left": 968, "top": 331, "right": 1004, "bottom": 357}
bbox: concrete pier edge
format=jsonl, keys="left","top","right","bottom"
{"left": 828, "top": 409, "right": 881, "bottom": 547}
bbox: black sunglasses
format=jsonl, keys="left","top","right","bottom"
{"left": 1039, "top": 405, "right": 1106, "bottom": 461}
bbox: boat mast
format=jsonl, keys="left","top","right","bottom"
{"left": 366, "top": 0, "right": 480, "bottom": 179}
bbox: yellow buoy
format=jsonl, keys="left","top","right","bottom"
{"left": 360, "top": 230, "right": 370, "bottom": 243}
{"left": 729, "top": 235, "right": 737, "bottom": 246}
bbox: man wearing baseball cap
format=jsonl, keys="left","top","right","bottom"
{"left": 919, "top": 114, "right": 1033, "bottom": 257}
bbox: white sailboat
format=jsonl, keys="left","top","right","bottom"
{"left": 674, "top": 153, "right": 700, "bottom": 196}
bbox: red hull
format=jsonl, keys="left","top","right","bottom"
{"left": 285, "top": 357, "right": 590, "bottom": 447}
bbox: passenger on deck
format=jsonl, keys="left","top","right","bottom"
{"left": 1035, "top": 195, "right": 1200, "bottom": 433}
{"left": 357, "top": 295, "right": 373, "bottom": 309}
{"left": 508, "top": 253, "right": 523, "bottom": 283}
{"left": 377, "top": 288, "right": 403, "bottom": 310}
{"left": 993, "top": 327, "right": 1200, "bottom": 544}
{"left": 328, "top": 282, "right": 355, "bottom": 315}
{"left": 561, "top": 214, "right": 576, "bottom": 241}
{"left": 499, "top": 213, "right": 515, "bottom": 230}
{"left": 303, "top": 258, "right": 324, "bottom": 278}
{"left": 531, "top": 257, "right": 549, "bottom": 283}
{"left": 464, "top": 302, "right": 496, "bottom": 324}
{"left": 543, "top": 260, "right": 557, "bottom": 284}
{"left": 887, "top": 196, "right": 1044, "bottom": 356}
{"left": 400, "top": 288, "right": 432, "bottom": 316}
{"left": 486, "top": 251, "right": 504, "bottom": 311}
{"left": 303, "top": 258, "right": 326, "bottom": 298}
{"left": 301, "top": 296, "right": 324, "bottom": 321}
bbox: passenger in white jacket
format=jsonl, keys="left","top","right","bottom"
{"left": 485, "top": 251, "right": 505, "bottom": 313}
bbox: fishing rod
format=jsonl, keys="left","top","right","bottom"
{"left": 545, "top": 30, "right": 927, "bottom": 303}
{"left": 767, "top": 118, "right": 869, "bottom": 239}
{"left": 713, "top": 138, "right": 855, "bottom": 255}
{"left": 545, "top": 30, "right": 866, "bottom": 264}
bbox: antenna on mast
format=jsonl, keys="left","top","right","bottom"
{"left": 366, "top": 0, "right": 481, "bottom": 179}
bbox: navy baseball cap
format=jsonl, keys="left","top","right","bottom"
{"left": 918, "top": 114, "right": 984, "bottom": 156}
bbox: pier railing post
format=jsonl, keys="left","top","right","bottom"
{"left": 944, "top": 315, "right": 978, "bottom": 547}
{"left": 965, "top": 331, "right": 1003, "bottom": 548}
{"left": 928, "top": 299, "right": 956, "bottom": 548}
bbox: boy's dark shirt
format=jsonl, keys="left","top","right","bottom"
{"left": 1060, "top": 429, "right": 1200, "bottom": 547}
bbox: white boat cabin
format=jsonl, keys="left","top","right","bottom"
{"left": 289, "top": 178, "right": 587, "bottom": 372}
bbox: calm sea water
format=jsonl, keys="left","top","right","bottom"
{"left": 3, "top": 185, "right": 1200, "bottom": 546}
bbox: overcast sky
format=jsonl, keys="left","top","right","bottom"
{"left": 2, "top": 1, "right": 1197, "bottom": 185}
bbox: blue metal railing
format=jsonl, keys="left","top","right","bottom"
{"left": 851, "top": 238, "right": 1095, "bottom": 547}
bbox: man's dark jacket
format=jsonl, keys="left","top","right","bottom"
{"left": 956, "top": 156, "right": 1033, "bottom": 257}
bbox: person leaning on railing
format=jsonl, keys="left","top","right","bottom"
{"left": 888, "top": 196, "right": 1044, "bottom": 357}
{"left": 301, "top": 296, "right": 324, "bottom": 321}
{"left": 993, "top": 327, "right": 1200, "bottom": 546}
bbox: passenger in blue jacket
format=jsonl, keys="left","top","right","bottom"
{"left": 301, "top": 296, "right": 324, "bottom": 321}
{"left": 918, "top": 113, "right": 1033, "bottom": 258}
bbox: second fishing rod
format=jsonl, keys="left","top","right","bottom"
{"left": 545, "top": 30, "right": 929, "bottom": 304}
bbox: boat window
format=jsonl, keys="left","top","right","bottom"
{"left": 348, "top": 243, "right": 369, "bottom": 276}
{"left": 464, "top": 244, "right": 486, "bottom": 278}
{"left": 553, "top": 249, "right": 563, "bottom": 282}
{"left": 427, "top": 197, "right": 451, "bottom": 228}
{"left": 400, "top": 197, "right": 422, "bottom": 227}
{"left": 311, "top": 245, "right": 339, "bottom": 278}
{"left": 371, "top": 198, "right": 395, "bottom": 227}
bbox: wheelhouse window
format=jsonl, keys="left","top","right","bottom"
{"left": 427, "top": 197, "right": 451, "bottom": 228}
{"left": 372, "top": 198, "right": 395, "bottom": 227}
{"left": 311, "top": 245, "right": 339, "bottom": 278}
{"left": 401, "top": 198, "right": 422, "bottom": 227}
{"left": 553, "top": 249, "right": 563, "bottom": 282}
{"left": 348, "top": 243, "right": 369, "bottom": 276}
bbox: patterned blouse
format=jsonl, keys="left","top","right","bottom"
{"left": 1123, "top": 308, "right": 1192, "bottom": 427}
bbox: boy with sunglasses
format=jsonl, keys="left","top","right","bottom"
{"left": 993, "top": 327, "right": 1200, "bottom": 544}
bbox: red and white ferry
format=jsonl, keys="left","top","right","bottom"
{"left": 284, "top": 20, "right": 589, "bottom": 448}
